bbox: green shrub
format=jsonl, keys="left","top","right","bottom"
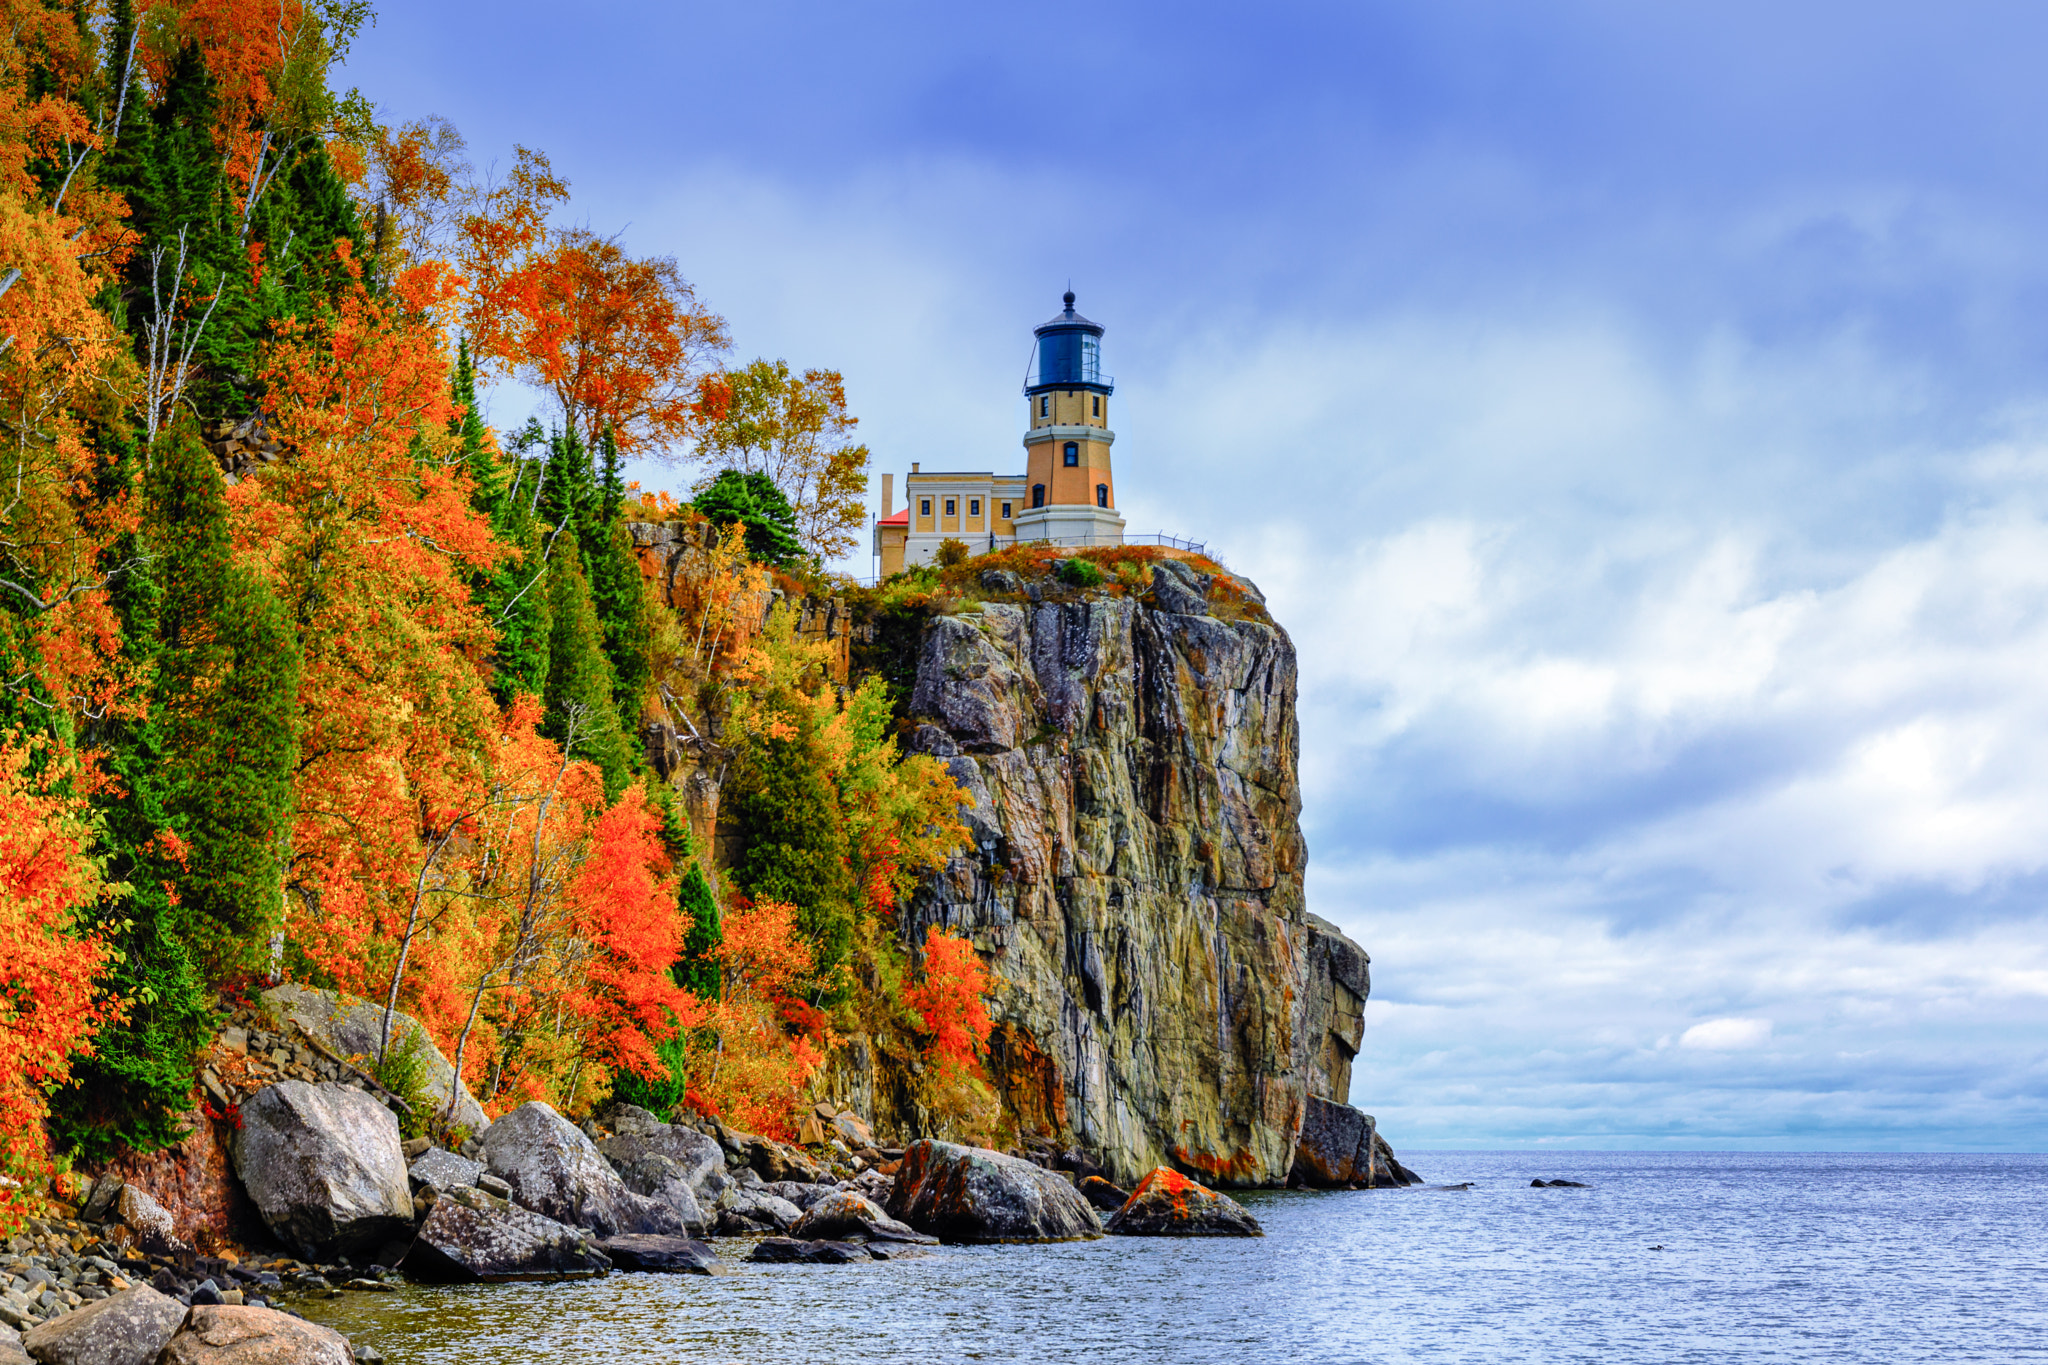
{"left": 374, "top": 1024, "right": 434, "bottom": 1141}
{"left": 1059, "top": 558, "right": 1105, "bottom": 588}
{"left": 936, "top": 538, "right": 970, "bottom": 567}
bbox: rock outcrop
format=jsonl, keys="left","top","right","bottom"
{"left": 597, "top": 1236, "right": 726, "bottom": 1275}
{"left": 789, "top": 1191, "right": 933, "bottom": 1245}
{"left": 886, "top": 1139, "right": 1101, "bottom": 1244}
{"left": 1104, "top": 1167, "right": 1263, "bottom": 1237}
{"left": 881, "top": 564, "right": 1375, "bottom": 1185}
{"left": 259, "top": 984, "right": 491, "bottom": 1140}
{"left": 479, "top": 1102, "right": 685, "bottom": 1238}
{"left": 230, "top": 1082, "right": 414, "bottom": 1259}
{"left": 1289, "top": 1096, "right": 1421, "bottom": 1188}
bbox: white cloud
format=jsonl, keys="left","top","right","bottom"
{"left": 1680, "top": 1018, "right": 1774, "bottom": 1050}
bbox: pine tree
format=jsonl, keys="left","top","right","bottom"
{"left": 725, "top": 702, "right": 858, "bottom": 979}
{"left": 542, "top": 534, "right": 637, "bottom": 797}
{"left": 583, "top": 428, "right": 651, "bottom": 726}
{"left": 691, "top": 470, "right": 804, "bottom": 567}
{"left": 675, "top": 863, "right": 722, "bottom": 1000}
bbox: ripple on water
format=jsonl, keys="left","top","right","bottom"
{"left": 300, "top": 1152, "right": 2048, "bottom": 1365}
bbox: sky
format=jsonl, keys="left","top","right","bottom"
{"left": 343, "top": 0, "right": 2048, "bottom": 1149}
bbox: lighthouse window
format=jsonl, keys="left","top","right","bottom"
{"left": 1032, "top": 484, "right": 1045, "bottom": 508}
{"left": 1001, "top": 501, "right": 1012, "bottom": 519}
{"left": 1063, "top": 442, "right": 1079, "bottom": 466}
{"left": 1097, "top": 483, "right": 1109, "bottom": 508}
{"left": 970, "top": 499, "right": 981, "bottom": 517}
{"left": 920, "top": 499, "right": 931, "bottom": 517}
{"left": 1092, "top": 395, "right": 1100, "bottom": 417}
{"left": 1040, "top": 396, "right": 1049, "bottom": 418}
{"left": 945, "top": 499, "right": 956, "bottom": 517}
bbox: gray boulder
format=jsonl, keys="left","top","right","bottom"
{"left": 746, "top": 1237, "right": 868, "bottom": 1265}
{"left": 407, "top": 1148, "right": 484, "bottom": 1193}
{"left": 1, "top": 1326, "right": 25, "bottom": 1365}
{"left": 789, "top": 1190, "right": 934, "bottom": 1244}
{"left": 155, "top": 1305, "right": 351, "bottom": 1365}
{"left": 595, "top": 1113, "right": 722, "bottom": 1191}
{"left": 597, "top": 1235, "right": 727, "bottom": 1275}
{"left": 19, "top": 1286, "right": 184, "bottom": 1365}
{"left": 480, "top": 1102, "right": 684, "bottom": 1237}
{"left": 606, "top": 1154, "right": 708, "bottom": 1235}
{"left": 887, "top": 1139, "right": 1102, "bottom": 1244}
{"left": 399, "top": 1189, "right": 610, "bottom": 1283}
{"left": 711, "top": 1189, "right": 800, "bottom": 1235}
{"left": 76, "top": 1177, "right": 122, "bottom": 1226}
{"left": 758, "top": 1181, "right": 836, "bottom": 1210}
{"left": 259, "top": 983, "right": 490, "bottom": 1140}
{"left": 231, "top": 1081, "right": 414, "bottom": 1259}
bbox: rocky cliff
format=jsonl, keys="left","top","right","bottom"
{"left": 885, "top": 558, "right": 1369, "bottom": 1187}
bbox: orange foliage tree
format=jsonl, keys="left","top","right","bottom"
{"left": 0, "top": 739, "right": 115, "bottom": 1228}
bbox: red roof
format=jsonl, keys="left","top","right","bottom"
{"left": 877, "top": 509, "right": 909, "bottom": 526}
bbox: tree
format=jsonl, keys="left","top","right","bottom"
{"left": 674, "top": 863, "right": 721, "bottom": 1000}
{"left": 693, "top": 359, "right": 870, "bottom": 558}
{"left": 691, "top": 470, "right": 803, "bottom": 568}
{"left": 473, "top": 227, "right": 729, "bottom": 460}
{"left": 542, "top": 533, "right": 637, "bottom": 799}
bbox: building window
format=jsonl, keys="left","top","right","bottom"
{"left": 1040, "top": 395, "right": 1049, "bottom": 418}
{"left": 920, "top": 499, "right": 931, "bottom": 517}
{"left": 1001, "top": 501, "right": 1012, "bottom": 519}
{"left": 945, "top": 499, "right": 956, "bottom": 517}
{"left": 970, "top": 499, "right": 981, "bottom": 517}
{"left": 1097, "top": 483, "right": 1109, "bottom": 508}
{"left": 1064, "top": 442, "right": 1078, "bottom": 466}
{"left": 1032, "top": 484, "right": 1045, "bottom": 509}
{"left": 1092, "top": 395, "right": 1100, "bottom": 417}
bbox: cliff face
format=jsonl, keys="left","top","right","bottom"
{"left": 890, "top": 560, "right": 1369, "bottom": 1187}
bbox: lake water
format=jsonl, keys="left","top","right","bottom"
{"left": 301, "top": 1151, "right": 2048, "bottom": 1364}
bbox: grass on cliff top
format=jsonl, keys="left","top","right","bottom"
{"left": 850, "top": 543, "right": 1269, "bottom": 626}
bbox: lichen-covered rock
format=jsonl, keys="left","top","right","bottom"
{"left": 886, "top": 1139, "right": 1101, "bottom": 1244}
{"left": 399, "top": 1191, "right": 610, "bottom": 1282}
{"left": 604, "top": 1154, "right": 708, "bottom": 1234}
{"left": 889, "top": 581, "right": 1374, "bottom": 1186}
{"left": 746, "top": 1238, "right": 868, "bottom": 1265}
{"left": 711, "top": 1189, "right": 800, "bottom": 1235}
{"left": 406, "top": 1148, "right": 484, "bottom": 1193}
{"left": 155, "top": 1305, "right": 352, "bottom": 1365}
{"left": 230, "top": 1082, "right": 413, "bottom": 1259}
{"left": 789, "top": 1191, "right": 934, "bottom": 1244}
{"left": 597, "top": 1235, "right": 727, "bottom": 1275}
{"left": 595, "top": 1110, "right": 723, "bottom": 1190}
{"left": 19, "top": 1287, "right": 183, "bottom": 1365}
{"left": 1104, "top": 1168, "right": 1263, "bottom": 1237}
{"left": 1289, "top": 1097, "right": 1420, "bottom": 1188}
{"left": 480, "top": 1103, "right": 685, "bottom": 1238}
{"left": 259, "top": 984, "right": 489, "bottom": 1140}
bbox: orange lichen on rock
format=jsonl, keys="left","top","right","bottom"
{"left": 1104, "top": 1167, "right": 1263, "bottom": 1238}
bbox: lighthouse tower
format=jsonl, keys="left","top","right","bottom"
{"left": 1012, "top": 291, "right": 1126, "bottom": 547}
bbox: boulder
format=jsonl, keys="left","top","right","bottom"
{"left": 745, "top": 1238, "right": 869, "bottom": 1265}
{"left": 862, "top": 1242, "right": 932, "bottom": 1262}
{"left": 788, "top": 1191, "right": 934, "bottom": 1245}
{"left": 155, "top": 1306, "right": 352, "bottom": 1365}
{"left": 406, "top": 1148, "right": 484, "bottom": 1192}
{"left": 479, "top": 1102, "right": 684, "bottom": 1237}
{"left": 715, "top": 1128, "right": 827, "bottom": 1185}
{"left": 595, "top": 1114, "right": 722, "bottom": 1191}
{"left": 1288, "top": 1097, "right": 1420, "bottom": 1189}
{"left": 1077, "top": 1176, "right": 1130, "bottom": 1211}
{"left": 260, "top": 983, "right": 490, "bottom": 1140}
{"left": 231, "top": 1082, "right": 414, "bottom": 1259}
{"left": 18, "top": 1286, "right": 185, "bottom": 1365}
{"left": 605, "top": 1153, "right": 709, "bottom": 1234}
{"left": 399, "top": 1189, "right": 610, "bottom": 1283}
{"left": 710, "top": 1190, "right": 800, "bottom": 1235}
{"left": 0, "top": 1327, "right": 24, "bottom": 1365}
{"left": 886, "top": 1139, "right": 1102, "bottom": 1244}
{"left": 596, "top": 1235, "right": 727, "bottom": 1275}
{"left": 1149, "top": 559, "right": 1214, "bottom": 615}
{"left": 758, "top": 1181, "right": 836, "bottom": 1211}
{"left": 77, "top": 1177, "right": 122, "bottom": 1226}
{"left": 846, "top": 1169, "right": 893, "bottom": 1205}
{"left": 112, "top": 1186, "right": 188, "bottom": 1257}
{"left": 1104, "top": 1168, "right": 1264, "bottom": 1237}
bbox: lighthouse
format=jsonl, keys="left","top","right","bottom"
{"left": 875, "top": 290, "right": 1129, "bottom": 574}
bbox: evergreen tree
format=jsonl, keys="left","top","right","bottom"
{"left": 725, "top": 701, "right": 858, "bottom": 979}
{"left": 675, "top": 863, "right": 722, "bottom": 1001}
{"left": 542, "top": 534, "right": 636, "bottom": 797}
{"left": 691, "top": 470, "right": 804, "bottom": 567}
{"left": 450, "top": 339, "right": 504, "bottom": 517}
{"left": 583, "top": 428, "right": 651, "bottom": 726}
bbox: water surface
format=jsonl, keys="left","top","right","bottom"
{"left": 303, "top": 1151, "right": 2047, "bottom": 1363}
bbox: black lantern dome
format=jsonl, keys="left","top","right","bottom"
{"left": 1026, "top": 290, "right": 1112, "bottom": 395}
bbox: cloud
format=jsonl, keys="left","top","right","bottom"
{"left": 1680, "top": 1018, "right": 1774, "bottom": 1051}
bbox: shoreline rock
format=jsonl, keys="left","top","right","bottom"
{"left": 887, "top": 1140, "right": 1102, "bottom": 1244}
{"left": 230, "top": 1082, "right": 414, "bottom": 1260}
{"left": 1104, "top": 1168, "right": 1263, "bottom": 1237}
